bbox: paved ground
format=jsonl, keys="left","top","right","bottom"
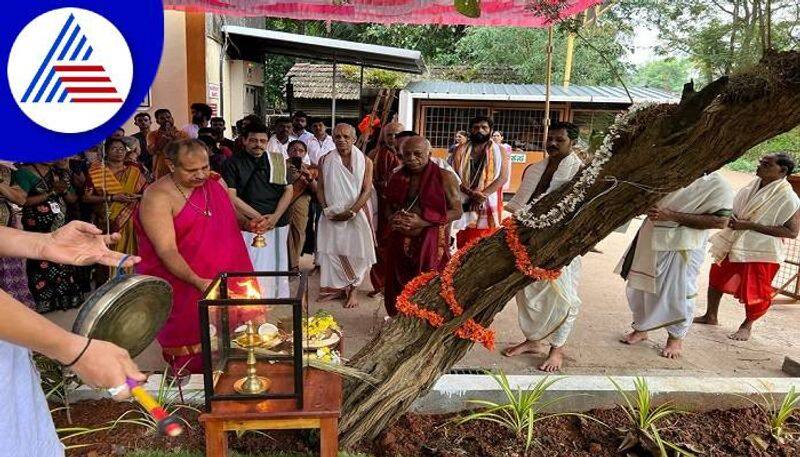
{"left": 47, "top": 170, "right": 800, "bottom": 377}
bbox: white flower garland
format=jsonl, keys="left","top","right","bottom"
{"left": 515, "top": 102, "right": 658, "bottom": 228}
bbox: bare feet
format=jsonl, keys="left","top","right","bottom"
{"left": 502, "top": 339, "right": 547, "bottom": 357}
{"left": 620, "top": 330, "right": 649, "bottom": 345}
{"left": 660, "top": 336, "right": 682, "bottom": 359}
{"left": 318, "top": 290, "right": 345, "bottom": 302}
{"left": 693, "top": 314, "right": 718, "bottom": 325}
{"left": 344, "top": 287, "right": 359, "bottom": 309}
{"left": 729, "top": 321, "right": 753, "bottom": 341}
{"left": 538, "top": 346, "right": 565, "bottom": 373}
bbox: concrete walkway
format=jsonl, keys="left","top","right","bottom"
{"left": 47, "top": 170, "right": 800, "bottom": 377}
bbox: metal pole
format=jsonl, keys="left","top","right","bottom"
{"left": 542, "top": 25, "right": 554, "bottom": 151}
{"left": 219, "top": 31, "right": 227, "bottom": 124}
{"left": 331, "top": 56, "right": 337, "bottom": 126}
{"left": 358, "top": 65, "right": 365, "bottom": 121}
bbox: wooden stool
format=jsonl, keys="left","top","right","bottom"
{"left": 199, "top": 365, "right": 342, "bottom": 457}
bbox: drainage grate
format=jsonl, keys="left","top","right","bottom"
{"left": 448, "top": 367, "right": 488, "bottom": 375}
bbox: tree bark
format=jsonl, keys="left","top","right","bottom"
{"left": 339, "top": 50, "right": 800, "bottom": 447}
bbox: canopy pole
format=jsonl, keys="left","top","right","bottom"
{"left": 542, "top": 25, "right": 554, "bottom": 151}
{"left": 563, "top": 32, "right": 575, "bottom": 89}
{"left": 331, "top": 56, "right": 337, "bottom": 126}
{"left": 358, "top": 65, "right": 365, "bottom": 121}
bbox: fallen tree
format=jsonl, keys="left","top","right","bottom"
{"left": 340, "top": 51, "right": 800, "bottom": 446}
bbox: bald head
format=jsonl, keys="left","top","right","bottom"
{"left": 400, "top": 135, "right": 432, "bottom": 174}
{"left": 381, "top": 122, "right": 404, "bottom": 150}
{"left": 333, "top": 123, "right": 357, "bottom": 154}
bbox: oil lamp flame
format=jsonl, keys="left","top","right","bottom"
{"left": 234, "top": 278, "right": 262, "bottom": 300}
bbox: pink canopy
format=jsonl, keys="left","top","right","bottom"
{"left": 164, "top": 0, "right": 600, "bottom": 27}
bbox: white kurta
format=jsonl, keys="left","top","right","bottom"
{"left": 616, "top": 172, "right": 734, "bottom": 338}
{"left": 243, "top": 227, "right": 290, "bottom": 299}
{"left": 0, "top": 341, "right": 64, "bottom": 457}
{"left": 507, "top": 153, "right": 584, "bottom": 347}
{"left": 317, "top": 147, "right": 376, "bottom": 289}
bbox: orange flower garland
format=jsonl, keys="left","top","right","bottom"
{"left": 395, "top": 272, "right": 444, "bottom": 328}
{"left": 394, "top": 218, "right": 558, "bottom": 351}
{"left": 455, "top": 319, "right": 496, "bottom": 351}
{"left": 502, "top": 218, "right": 561, "bottom": 281}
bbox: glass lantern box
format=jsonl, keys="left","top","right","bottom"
{"left": 198, "top": 271, "right": 307, "bottom": 411}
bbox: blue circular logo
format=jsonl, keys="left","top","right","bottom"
{"left": 1, "top": 0, "right": 164, "bottom": 161}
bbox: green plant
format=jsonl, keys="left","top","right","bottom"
{"left": 743, "top": 384, "right": 800, "bottom": 442}
{"left": 456, "top": 371, "right": 586, "bottom": 451}
{"left": 110, "top": 366, "right": 201, "bottom": 435}
{"left": 610, "top": 377, "right": 694, "bottom": 457}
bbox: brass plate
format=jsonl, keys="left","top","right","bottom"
{"left": 73, "top": 275, "right": 173, "bottom": 358}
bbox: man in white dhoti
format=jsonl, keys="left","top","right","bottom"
{"left": 617, "top": 172, "right": 734, "bottom": 358}
{"left": 316, "top": 123, "right": 376, "bottom": 308}
{"left": 222, "top": 123, "right": 293, "bottom": 298}
{"left": 501, "top": 122, "right": 584, "bottom": 372}
{"left": 696, "top": 153, "right": 800, "bottom": 340}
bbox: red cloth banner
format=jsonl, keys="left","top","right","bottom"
{"left": 163, "top": 0, "right": 600, "bottom": 27}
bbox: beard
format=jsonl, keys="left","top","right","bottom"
{"left": 470, "top": 132, "right": 490, "bottom": 144}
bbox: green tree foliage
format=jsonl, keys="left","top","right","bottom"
{"left": 617, "top": 0, "right": 800, "bottom": 83}
{"left": 632, "top": 58, "right": 693, "bottom": 92}
{"left": 449, "top": 24, "right": 631, "bottom": 85}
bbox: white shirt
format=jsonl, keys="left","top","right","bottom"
{"left": 289, "top": 130, "right": 315, "bottom": 147}
{"left": 272, "top": 134, "right": 312, "bottom": 165}
{"left": 306, "top": 135, "right": 336, "bottom": 166}
{"left": 267, "top": 135, "right": 289, "bottom": 158}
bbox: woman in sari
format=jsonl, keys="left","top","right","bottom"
{"left": 83, "top": 138, "right": 148, "bottom": 274}
{"left": 14, "top": 160, "right": 83, "bottom": 313}
{"left": 0, "top": 162, "right": 34, "bottom": 308}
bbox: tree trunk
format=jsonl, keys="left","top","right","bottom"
{"left": 339, "top": 51, "right": 800, "bottom": 447}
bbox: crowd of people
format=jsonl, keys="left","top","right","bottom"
{"left": 2, "top": 104, "right": 798, "bottom": 378}
{"left": 1, "top": 102, "right": 798, "bottom": 456}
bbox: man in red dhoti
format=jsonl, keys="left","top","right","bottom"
{"left": 452, "top": 116, "right": 508, "bottom": 248}
{"left": 135, "top": 139, "right": 268, "bottom": 373}
{"left": 696, "top": 153, "right": 800, "bottom": 341}
{"left": 368, "top": 122, "right": 404, "bottom": 296}
{"left": 383, "top": 136, "right": 462, "bottom": 316}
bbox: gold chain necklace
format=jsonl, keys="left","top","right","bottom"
{"left": 172, "top": 177, "right": 212, "bottom": 217}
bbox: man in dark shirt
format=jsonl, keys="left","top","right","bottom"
{"left": 132, "top": 112, "right": 152, "bottom": 172}
{"left": 211, "top": 116, "right": 237, "bottom": 152}
{"left": 222, "top": 122, "right": 293, "bottom": 298}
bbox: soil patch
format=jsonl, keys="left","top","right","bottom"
{"left": 54, "top": 400, "right": 799, "bottom": 456}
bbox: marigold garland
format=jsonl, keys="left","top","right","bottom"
{"left": 454, "top": 319, "right": 496, "bottom": 352}
{"left": 501, "top": 218, "right": 561, "bottom": 281}
{"left": 395, "top": 220, "right": 560, "bottom": 351}
{"left": 395, "top": 272, "right": 444, "bottom": 328}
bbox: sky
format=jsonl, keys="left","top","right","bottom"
{"left": 626, "top": 25, "right": 661, "bottom": 66}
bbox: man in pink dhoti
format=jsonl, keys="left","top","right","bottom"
{"left": 135, "top": 139, "right": 268, "bottom": 373}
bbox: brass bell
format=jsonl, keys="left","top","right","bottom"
{"left": 251, "top": 233, "right": 267, "bottom": 248}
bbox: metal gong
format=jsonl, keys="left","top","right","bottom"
{"left": 73, "top": 274, "right": 173, "bottom": 358}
